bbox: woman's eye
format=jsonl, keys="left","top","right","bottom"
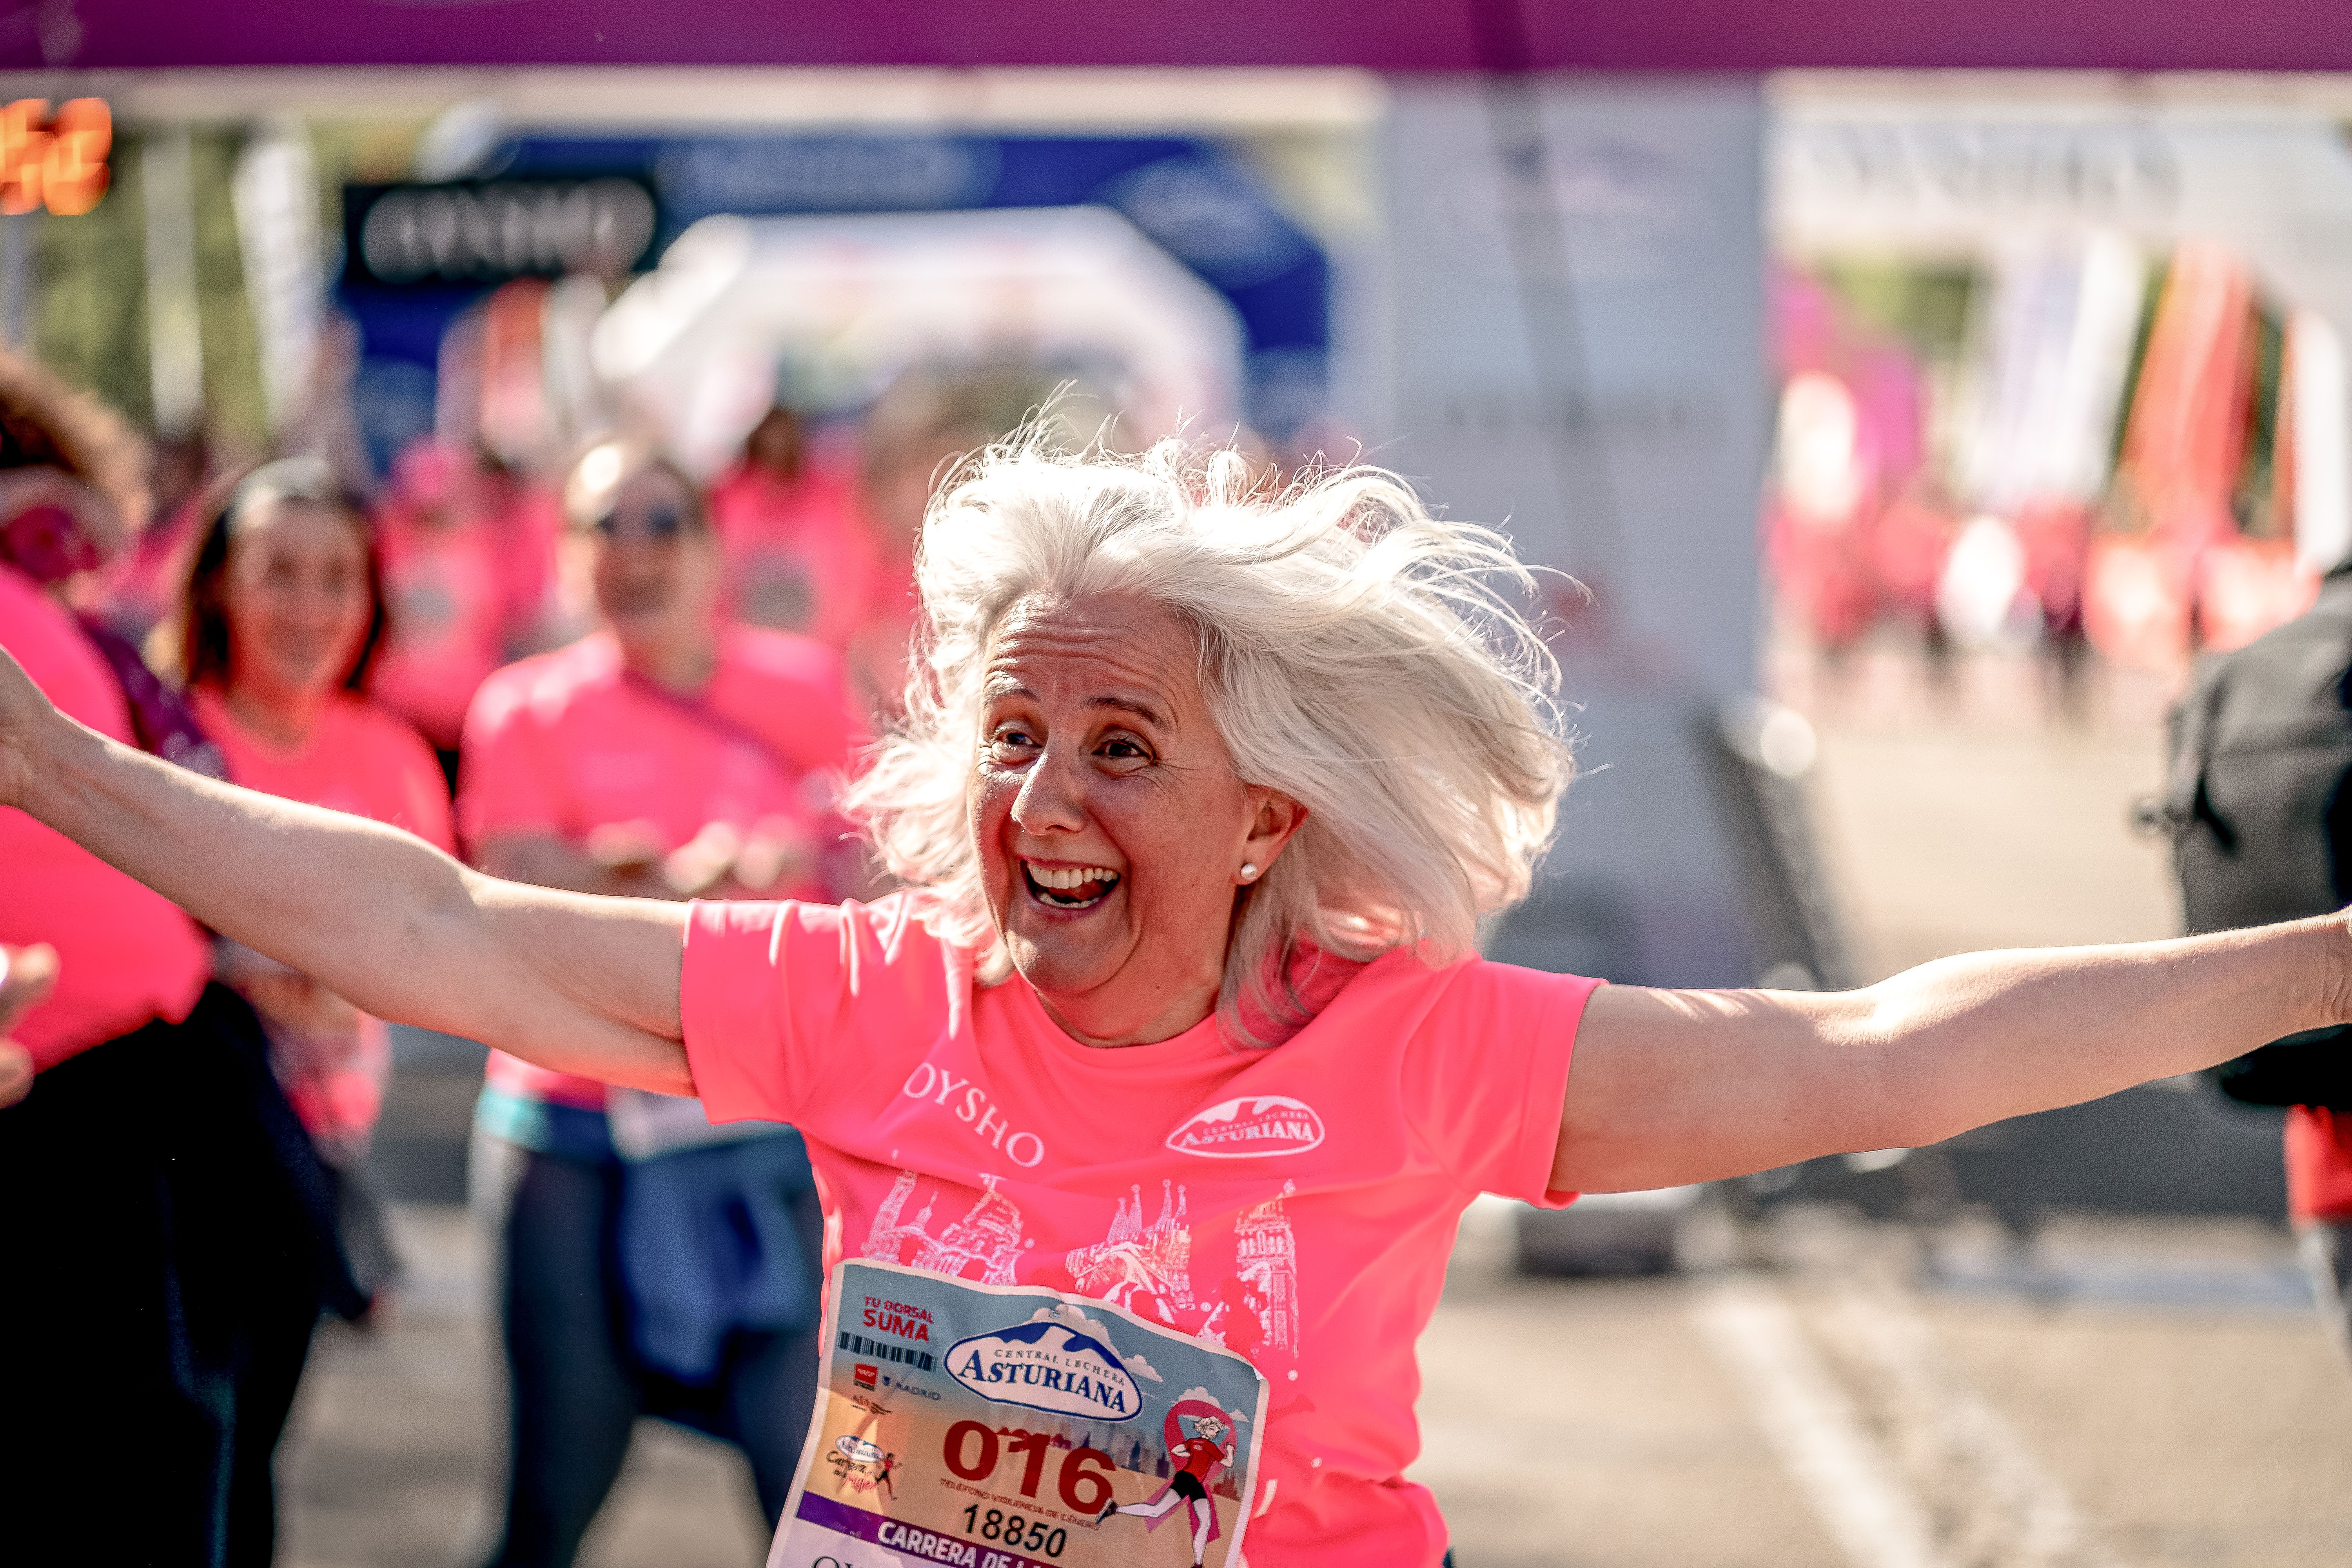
{"left": 1099, "top": 738, "right": 1147, "bottom": 759}
{"left": 991, "top": 728, "right": 1038, "bottom": 751}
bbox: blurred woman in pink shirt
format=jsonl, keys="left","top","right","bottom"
{"left": 0, "top": 352, "right": 353, "bottom": 1566}
{"left": 370, "top": 439, "right": 561, "bottom": 773}
{"left": 460, "top": 436, "right": 862, "bottom": 1568}
{"left": 179, "top": 457, "right": 456, "bottom": 1303}
{"left": 709, "top": 404, "right": 881, "bottom": 648}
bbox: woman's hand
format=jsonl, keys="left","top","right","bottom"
{"left": 218, "top": 943, "right": 365, "bottom": 1043}
{"left": 486, "top": 817, "right": 815, "bottom": 902}
{"left": 0, "top": 943, "right": 60, "bottom": 1108}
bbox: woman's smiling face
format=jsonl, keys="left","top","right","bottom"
{"left": 969, "top": 591, "right": 1302, "bottom": 1046}
{"left": 223, "top": 499, "right": 373, "bottom": 705}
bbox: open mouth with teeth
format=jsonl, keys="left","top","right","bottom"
{"left": 1022, "top": 860, "right": 1123, "bottom": 910}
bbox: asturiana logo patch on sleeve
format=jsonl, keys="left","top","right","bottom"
{"left": 1165, "top": 1094, "right": 1325, "bottom": 1158}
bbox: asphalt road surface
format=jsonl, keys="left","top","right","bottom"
{"left": 283, "top": 1201, "right": 2352, "bottom": 1566}
{"left": 278, "top": 655, "right": 2352, "bottom": 1566}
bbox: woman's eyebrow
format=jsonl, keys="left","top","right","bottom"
{"left": 1087, "top": 695, "right": 1168, "bottom": 728}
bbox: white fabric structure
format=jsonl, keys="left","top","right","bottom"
{"left": 592, "top": 207, "right": 1247, "bottom": 475}
{"left": 2290, "top": 309, "right": 2352, "bottom": 577}
{"left": 1959, "top": 232, "right": 2145, "bottom": 513}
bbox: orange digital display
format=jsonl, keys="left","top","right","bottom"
{"left": 0, "top": 99, "right": 111, "bottom": 216}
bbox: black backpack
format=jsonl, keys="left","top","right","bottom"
{"left": 2163, "top": 569, "right": 2352, "bottom": 1108}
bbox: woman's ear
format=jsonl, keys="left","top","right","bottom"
{"left": 1242, "top": 788, "right": 1308, "bottom": 871}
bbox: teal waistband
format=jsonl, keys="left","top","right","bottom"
{"left": 474, "top": 1084, "right": 614, "bottom": 1162}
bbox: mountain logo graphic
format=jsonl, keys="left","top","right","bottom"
{"left": 945, "top": 1321, "right": 1143, "bottom": 1421}
{"left": 1165, "top": 1095, "right": 1325, "bottom": 1159}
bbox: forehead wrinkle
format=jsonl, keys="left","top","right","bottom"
{"left": 985, "top": 638, "right": 1189, "bottom": 712}
{"left": 983, "top": 591, "right": 1205, "bottom": 736}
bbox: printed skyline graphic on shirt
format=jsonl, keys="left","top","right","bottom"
{"left": 1068, "top": 1180, "right": 1195, "bottom": 1323}
{"left": 856, "top": 1171, "right": 1303, "bottom": 1367}
{"left": 1218, "top": 1181, "right": 1299, "bottom": 1358}
{"left": 860, "top": 1170, "right": 1030, "bottom": 1285}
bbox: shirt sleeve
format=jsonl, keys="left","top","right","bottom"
{"left": 1401, "top": 960, "right": 1604, "bottom": 1208}
{"left": 0, "top": 563, "right": 132, "bottom": 741}
{"left": 456, "top": 670, "right": 566, "bottom": 851}
{"left": 406, "top": 756, "right": 457, "bottom": 855}
{"left": 378, "top": 707, "right": 456, "bottom": 853}
{"left": 679, "top": 893, "right": 947, "bottom": 1125}
{"left": 776, "top": 648, "right": 864, "bottom": 778}
{"left": 720, "top": 625, "right": 867, "bottom": 779}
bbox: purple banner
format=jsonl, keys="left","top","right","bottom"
{"left": 9, "top": 1, "right": 2352, "bottom": 74}
{"left": 795, "top": 1491, "right": 1063, "bottom": 1568}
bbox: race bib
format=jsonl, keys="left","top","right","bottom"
{"left": 769, "top": 1259, "right": 1269, "bottom": 1568}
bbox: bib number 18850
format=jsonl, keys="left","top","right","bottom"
{"left": 958, "top": 1503, "right": 1067, "bottom": 1559}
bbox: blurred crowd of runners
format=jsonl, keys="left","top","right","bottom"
{"left": 1766, "top": 238, "right": 2345, "bottom": 698}
{"left": 0, "top": 343, "right": 1067, "bottom": 1565}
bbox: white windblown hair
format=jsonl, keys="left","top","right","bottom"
{"left": 843, "top": 435, "right": 1574, "bottom": 1040}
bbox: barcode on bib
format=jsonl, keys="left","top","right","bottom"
{"left": 838, "top": 1330, "right": 936, "bottom": 1372}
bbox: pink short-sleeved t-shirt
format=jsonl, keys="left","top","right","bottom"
{"left": 709, "top": 464, "right": 882, "bottom": 649}
{"left": 195, "top": 686, "right": 455, "bottom": 1140}
{"left": 194, "top": 688, "right": 455, "bottom": 855}
{"left": 0, "top": 563, "right": 210, "bottom": 1066}
{"left": 462, "top": 625, "right": 862, "bottom": 1110}
{"left": 680, "top": 894, "right": 1599, "bottom": 1567}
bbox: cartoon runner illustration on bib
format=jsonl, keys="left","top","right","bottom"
{"left": 1095, "top": 1397, "right": 1234, "bottom": 1567}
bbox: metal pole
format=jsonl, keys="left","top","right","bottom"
{"left": 3, "top": 208, "right": 38, "bottom": 348}
{"left": 1466, "top": 0, "right": 1630, "bottom": 593}
{"left": 143, "top": 125, "right": 204, "bottom": 440}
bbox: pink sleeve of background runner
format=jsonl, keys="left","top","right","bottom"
{"left": 0, "top": 564, "right": 210, "bottom": 1064}
{"left": 370, "top": 704, "right": 456, "bottom": 853}
{"left": 1401, "top": 961, "right": 1603, "bottom": 1208}
{"left": 679, "top": 893, "right": 947, "bottom": 1125}
{"left": 455, "top": 668, "right": 564, "bottom": 850}
{"left": 498, "top": 490, "right": 561, "bottom": 636}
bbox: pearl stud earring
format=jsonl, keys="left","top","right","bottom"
{"left": 1240, "top": 863, "right": 1259, "bottom": 881}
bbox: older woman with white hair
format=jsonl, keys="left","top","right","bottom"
{"left": 0, "top": 441, "right": 2345, "bottom": 1566}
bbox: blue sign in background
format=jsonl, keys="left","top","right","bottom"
{"left": 338, "top": 134, "right": 1333, "bottom": 474}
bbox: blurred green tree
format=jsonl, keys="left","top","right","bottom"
{"left": 34, "top": 126, "right": 269, "bottom": 454}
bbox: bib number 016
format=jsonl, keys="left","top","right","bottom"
{"left": 944, "top": 1419, "right": 1113, "bottom": 1557}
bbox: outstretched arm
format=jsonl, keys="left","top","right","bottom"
{"left": 1553, "top": 916, "right": 2349, "bottom": 1193}
{"left": 0, "top": 647, "right": 692, "bottom": 1093}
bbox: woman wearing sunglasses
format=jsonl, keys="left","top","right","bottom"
{"left": 457, "top": 436, "right": 864, "bottom": 1568}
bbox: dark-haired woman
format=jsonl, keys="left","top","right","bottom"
{"left": 182, "top": 459, "right": 455, "bottom": 1301}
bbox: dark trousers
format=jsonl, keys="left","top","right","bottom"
{"left": 0, "top": 985, "right": 343, "bottom": 1567}
{"left": 481, "top": 1144, "right": 822, "bottom": 1568}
